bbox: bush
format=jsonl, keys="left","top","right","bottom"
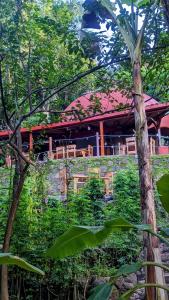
{"left": 1, "top": 172, "right": 111, "bottom": 299}
{"left": 0, "top": 167, "right": 145, "bottom": 298}
{"left": 104, "top": 165, "right": 141, "bottom": 265}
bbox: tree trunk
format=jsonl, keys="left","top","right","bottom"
{"left": 162, "top": 0, "right": 169, "bottom": 32}
{"left": 133, "top": 58, "right": 166, "bottom": 300}
{"left": 1, "top": 138, "right": 28, "bottom": 300}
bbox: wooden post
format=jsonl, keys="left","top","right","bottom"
{"left": 158, "top": 128, "right": 162, "bottom": 146}
{"left": 49, "top": 137, "right": 53, "bottom": 152}
{"left": 29, "top": 132, "right": 33, "bottom": 151}
{"left": 96, "top": 132, "right": 100, "bottom": 157}
{"left": 99, "top": 121, "right": 105, "bottom": 156}
{"left": 48, "top": 137, "right": 53, "bottom": 159}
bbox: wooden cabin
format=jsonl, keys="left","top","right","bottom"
{"left": 1, "top": 90, "right": 169, "bottom": 162}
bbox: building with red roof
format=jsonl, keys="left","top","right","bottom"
{"left": 1, "top": 90, "right": 169, "bottom": 159}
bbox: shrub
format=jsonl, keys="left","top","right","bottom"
{"left": 104, "top": 165, "right": 141, "bottom": 265}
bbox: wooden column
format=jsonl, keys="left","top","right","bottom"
{"left": 96, "top": 132, "right": 100, "bottom": 157}
{"left": 29, "top": 132, "right": 33, "bottom": 151}
{"left": 99, "top": 121, "right": 105, "bottom": 156}
{"left": 156, "top": 119, "right": 162, "bottom": 154}
{"left": 158, "top": 128, "right": 162, "bottom": 146}
{"left": 48, "top": 137, "right": 53, "bottom": 159}
{"left": 49, "top": 137, "right": 53, "bottom": 152}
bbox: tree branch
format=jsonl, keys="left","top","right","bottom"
{"left": 8, "top": 142, "right": 35, "bottom": 166}
{"left": 8, "top": 54, "right": 130, "bottom": 141}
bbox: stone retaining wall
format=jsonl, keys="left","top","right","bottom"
{"left": 46, "top": 155, "right": 169, "bottom": 199}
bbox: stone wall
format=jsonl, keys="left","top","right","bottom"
{"left": 45, "top": 155, "right": 169, "bottom": 199}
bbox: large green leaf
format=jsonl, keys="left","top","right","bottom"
{"left": 0, "top": 253, "right": 44, "bottom": 275}
{"left": 46, "top": 218, "right": 150, "bottom": 259}
{"left": 46, "top": 226, "right": 98, "bottom": 259}
{"left": 88, "top": 283, "right": 114, "bottom": 300}
{"left": 157, "top": 174, "right": 169, "bottom": 213}
{"left": 95, "top": 218, "right": 135, "bottom": 241}
{"left": 114, "top": 262, "right": 143, "bottom": 278}
{"left": 160, "top": 227, "right": 169, "bottom": 237}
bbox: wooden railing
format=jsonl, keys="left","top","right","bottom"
{"left": 3, "top": 135, "right": 169, "bottom": 166}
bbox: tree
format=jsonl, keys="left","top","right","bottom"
{"left": 162, "top": 0, "right": 169, "bottom": 31}
{"left": 82, "top": 1, "right": 167, "bottom": 299}
{"left": 0, "top": 0, "right": 168, "bottom": 298}
{"left": 0, "top": 1, "right": 98, "bottom": 298}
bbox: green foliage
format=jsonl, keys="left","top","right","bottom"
{"left": 66, "top": 176, "right": 105, "bottom": 226}
{"left": 113, "top": 261, "right": 142, "bottom": 279}
{"left": 88, "top": 261, "right": 169, "bottom": 300}
{"left": 0, "top": 0, "right": 97, "bottom": 127}
{"left": 2, "top": 164, "right": 168, "bottom": 298}
{"left": 111, "top": 166, "right": 140, "bottom": 223}
{"left": 0, "top": 169, "right": 115, "bottom": 298}
{"left": 157, "top": 173, "right": 169, "bottom": 214}
{"left": 0, "top": 253, "right": 44, "bottom": 275}
{"left": 104, "top": 166, "right": 141, "bottom": 264}
{"left": 46, "top": 214, "right": 169, "bottom": 300}
{"left": 46, "top": 216, "right": 169, "bottom": 299}
{"left": 46, "top": 217, "right": 145, "bottom": 259}
{"left": 0, "top": 168, "right": 13, "bottom": 245}
{"left": 88, "top": 283, "right": 114, "bottom": 300}
{"left": 118, "top": 284, "right": 169, "bottom": 300}
{"left": 81, "top": 176, "right": 105, "bottom": 224}
{"left": 121, "top": 0, "right": 150, "bottom": 7}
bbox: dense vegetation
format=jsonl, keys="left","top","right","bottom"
{"left": 0, "top": 0, "right": 169, "bottom": 299}
{"left": 0, "top": 165, "right": 142, "bottom": 299}
{"left": 0, "top": 163, "right": 166, "bottom": 299}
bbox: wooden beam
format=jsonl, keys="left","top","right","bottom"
{"left": 99, "top": 121, "right": 105, "bottom": 156}
{"left": 29, "top": 132, "right": 33, "bottom": 151}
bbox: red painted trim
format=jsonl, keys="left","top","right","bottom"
{"left": 0, "top": 102, "right": 169, "bottom": 138}
{"left": 159, "top": 146, "right": 169, "bottom": 154}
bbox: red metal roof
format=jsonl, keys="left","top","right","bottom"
{"left": 65, "top": 91, "right": 158, "bottom": 116}
{"left": 0, "top": 91, "right": 169, "bottom": 138}
{"left": 160, "top": 114, "right": 169, "bottom": 128}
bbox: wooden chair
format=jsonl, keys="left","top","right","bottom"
{"left": 66, "top": 144, "right": 76, "bottom": 158}
{"left": 88, "top": 167, "right": 100, "bottom": 177}
{"left": 73, "top": 174, "right": 88, "bottom": 193}
{"left": 55, "top": 146, "right": 65, "bottom": 159}
{"left": 48, "top": 151, "right": 54, "bottom": 159}
{"left": 126, "top": 137, "right": 137, "bottom": 155}
{"left": 88, "top": 145, "right": 93, "bottom": 156}
{"left": 118, "top": 142, "right": 126, "bottom": 155}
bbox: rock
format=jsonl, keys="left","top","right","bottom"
{"left": 116, "top": 273, "right": 137, "bottom": 291}
{"left": 125, "top": 273, "right": 137, "bottom": 284}
{"left": 161, "top": 253, "right": 169, "bottom": 263}
{"left": 92, "top": 277, "right": 110, "bottom": 286}
{"left": 111, "top": 289, "right": 119, "bottom": 300}
{"left": 160, "top": 243, "right": 169, "bottom": 254}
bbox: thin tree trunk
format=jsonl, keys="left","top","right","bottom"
{"left": 1, "top": 137, "right": 28, "bottom": 300}
{"left": 162, "top": 0, "right": 169, "bottom": 32}
{"left": 133, "top": 57, "right": 166, "bottom": 300}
